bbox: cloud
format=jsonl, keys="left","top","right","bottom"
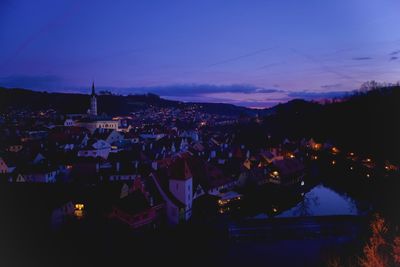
{"left": 0, "top": 75, "right": 63, "bottom": 89}
{"left": 287, "top": 90, "right": 348, "bottom": 100}
{"left": 255, "top": 88, "right": 282, "bottom": 94}
{"left": 117, "top": 84, "right": 281, "bottom": 97}
{"left": 320, "top": 83, "right": 342, "bottom": 90}
{"left": 389, "top": 50, "right": 400, "bottom": 56}
{"left": 235, "top": 100, "right": 284, "bottom": 108}
{"left": 390, "top": 56, "right": 398, "bottom": 61}
{"left": 352, "top": 57, "right": 372, "bottom": 61}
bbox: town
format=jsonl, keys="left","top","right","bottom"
{"left": 1, "top": 83, "right": 398, "bottom": 232}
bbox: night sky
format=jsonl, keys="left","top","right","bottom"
{"left": 1, "top": 0, "right": 400, "bottom": 107}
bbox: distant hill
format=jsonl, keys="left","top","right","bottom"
{"left": 236, "top": 85, "right": 400, "bottom": 161}
{"left": 0, "top": 87, "right": 256, "bottom": 116}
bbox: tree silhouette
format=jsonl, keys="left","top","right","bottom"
{"left": 359, "top": 214, "right": 389, "bottom": 267}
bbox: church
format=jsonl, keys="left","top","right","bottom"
{"left": 88, "top": 82, "right": 98, "bottom": 116}
{"left": 73, "top": 82, "right": 119, "bottom": 133}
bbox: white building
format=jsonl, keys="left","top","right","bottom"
{"left": 151, "top": 159, "right": 193, "bottom": 224}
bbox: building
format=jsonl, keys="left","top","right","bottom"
{"left": 89, "top": 82, "right": 97, "bottom": 117}
{"left": 73, "top": 83, "right": 119, "bottom": 133}
{"left": 151, "top": 157, "right": 193, "bottom": 224}
{"left": 77, "top": 139, "right": 111, "bottom": 159}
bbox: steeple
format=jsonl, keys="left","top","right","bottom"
{"left": 91, "top": 81, "right": 96, "bottom": 96}
{"left": 89, "top": 81, "right": 98, "bottom": 116}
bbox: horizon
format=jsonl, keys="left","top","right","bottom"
{"left": 1, "top": 1, "right": 400, "bottom": 107}
{"left": 1, "top": 84, "right": 353, "bottom": 109}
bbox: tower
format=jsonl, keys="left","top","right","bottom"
{"left": 89, "top": 82, "right": 97, "bottom": 116}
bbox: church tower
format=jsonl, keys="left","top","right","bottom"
{"left": 89, "top": 82, "right": 98, "bottom": 116}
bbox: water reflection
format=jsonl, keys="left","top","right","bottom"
{"left": 278, "top": 185, "right": 358, "bottom": 218}
{"left": 289, "top": 190, "right": 320, "bottom": 217}
{"left": 243, "top": 184, "right": 361, "bottom": 220}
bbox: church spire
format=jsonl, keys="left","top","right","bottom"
{"left": 89, "top": 81, "right": 98, "bottom": 116}
{"left": 91, "top": 81, "right": 96, "bottom": 96}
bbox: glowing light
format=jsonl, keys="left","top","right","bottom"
{"left": 74, "top": 203, "right": 84, "bottom": 219}
{"left": 313, "top": 144, "right": 321, "bottom": 150}
{"left": 331, "top": 147, "right": 340, "bottom": 154}
{"left": 350, "top": 166, "right": 354, "bottom": 170}
{"left": 366, "top": 174, "right": 370, "bottom": 178}
{"left": 75, "top": 203, "right": 84, "bottom": 210}
{"left": 300, "top": 181, "right": 305, "bottom": 186}
{"left": 331, "top": 160, "right": 336, "bottom": 165}
{"left": 273, "top": 208, "right": 278, "bottom": 213}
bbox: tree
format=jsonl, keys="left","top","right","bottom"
{"left": 392, "top": 236, "right": 400, "bottom": 265}
{"left": 359, "top": 81, "right": 380, "bottom": 93}
{"left": 359, "top": 214, "right": 389, "bottom": 267}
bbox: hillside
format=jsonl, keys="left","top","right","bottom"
{"left": 0, "top": 87, "right": 256, "bottom": 116}
{"left": 236, "top": 85, "right": 400, "bottom": 161}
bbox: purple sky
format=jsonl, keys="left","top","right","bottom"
{"left": 1, "top": 0, "right": 400, "bottom": 107}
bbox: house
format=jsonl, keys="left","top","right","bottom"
{"left": 75, "top": 118, "right": 119, "bottom": 134}
{"left": 48, "top": 126, "right": 89, "bottom": 150}
{"left": 259, "top": 149, "right": 284, "bottom": 165}
{"left": 0, "top": 156, "right": 16, "bottom": 174}
{"left": 78, "top": 139, "right": 111, "bottom": 159}
{"left": 102, "top": 150, "right": 145, "bottom": 182}
{"left": 180, "top": 130, "right": 199, "bottom": 142}
{"left": 202, "top": 163, "right": 237, "bottom": 196}
{"left": 264, "top": 158, "right": 305, "bottom": 186}
{"left": 0, "top": 158, "right": 8, "bottom": 174}
{"left": 64, "top": 119, "right": 75, "bottom": 127}
{"left": 150, "top": 157, "right": 193, "bottom": 224}
{"left": 109, "top": 178, "right": 164, "bottom": 229}
{"left": 16, "top": 165, "right": 59, "bottom": 183}
{"left": 109, "top": 191, "right": 163, "bottom": 229}
{"left": 92, "top": 128, "right": 124, "bottom": 145}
